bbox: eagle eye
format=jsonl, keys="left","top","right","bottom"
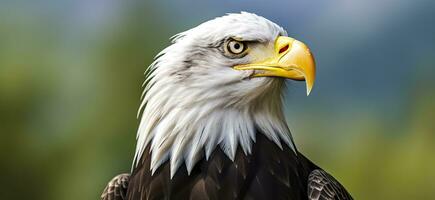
{"left": 226, "top": 40, "right": 247, "bottom": 55}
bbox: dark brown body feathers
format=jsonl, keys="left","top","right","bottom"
{"left": 103, "top": 133, "right": 353, "bottom": 200}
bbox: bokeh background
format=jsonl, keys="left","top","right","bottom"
{"left": 1, "top": 0, "right": 435, "bottom": 199}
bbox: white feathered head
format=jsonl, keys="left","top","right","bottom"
{"left": 134, "top": 12, "right": 315, "bottom": 177}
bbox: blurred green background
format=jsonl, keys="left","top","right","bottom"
{"left": 1, "top": 0, "right": 435, "bottom": 199}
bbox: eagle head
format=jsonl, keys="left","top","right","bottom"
{"left": 134, "top": 12, "right": 316, "bottom": 178}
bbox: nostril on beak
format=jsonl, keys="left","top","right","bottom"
{"left": 279, "top": 44, "right": 289, "bottom": 54}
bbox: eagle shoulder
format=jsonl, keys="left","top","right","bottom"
{"left": 307, "top": 169, "right": 353, "bottom": 200}
{"left": 101, "top": 173, "right": 130, "bottom": 200}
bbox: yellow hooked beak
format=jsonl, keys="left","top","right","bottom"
{"left": 233, "top": 36, "right": 316, "bottom": 95}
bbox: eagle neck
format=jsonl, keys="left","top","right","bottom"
{"left": 133, "top": 80, "right": 296, "bottom": 178}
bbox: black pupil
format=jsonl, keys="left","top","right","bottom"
{"left": 234, "top": 43, "right": 240, "bottom": 50}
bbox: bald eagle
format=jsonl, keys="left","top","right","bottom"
{"left": 101, "top": 12, "right": 352, "bottom": 200}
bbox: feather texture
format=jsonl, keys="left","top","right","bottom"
{"left": 124, "top": 133, "right": 352, "bottom": 200}
{"left": 307, "top": 169, "right": 353, "bottom": 200}
{"left": 101, "top": 174, "right": 130, "bottom": 200}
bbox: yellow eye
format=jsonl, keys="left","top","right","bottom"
{"left": 227, "top": 40, "right": 245, "bottom": 54}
